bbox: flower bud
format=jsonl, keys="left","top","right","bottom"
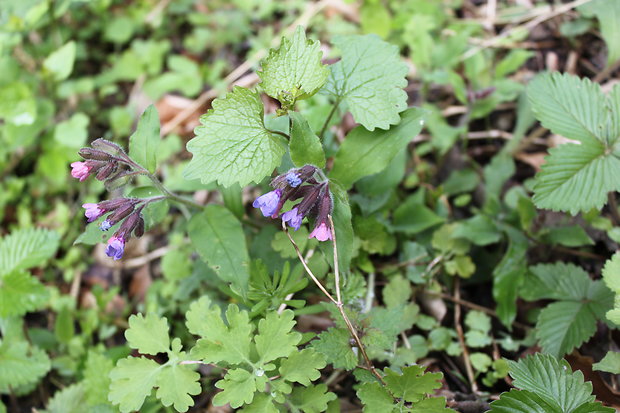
{"left": 107, "top": 202, "right": 135, "bottom": 224}
{"left": 95, "top": 162, "right": 118, "bottom": 181}
{"left": 79, "top": 148, "right": 113, "bottom": 161}
{"left": 134, "top": 217, "right": 145, "bottom": 238}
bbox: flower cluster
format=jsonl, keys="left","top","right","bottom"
{"left": 70, "top": 139, "right": 138, "bottom": 184}
{"left": 72, "top": 139, "right": 149, "bottom": 260}
{"left": 253, "top": 165, "right": 334, "bottom": 241}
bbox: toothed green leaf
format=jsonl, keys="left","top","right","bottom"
{"left": 184, "top": 87, "right": 286, "bottom": 187}
{"left": 125, "top": 313, "right": 170, "bottom": 355}
{"left": 325, "top": 34, "right": 408, "bottom": 131}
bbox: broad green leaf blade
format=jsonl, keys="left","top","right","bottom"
{"left": 279, "top": 349, "right": 326, "bottom": 386}
{"left": 287, "top": 383, "right": 336, "bottom": 413}
{"left": 255, "top": 309, "right": 301, "bottom": 363}
{"left": 188, "top": 205, "right": 250, "bottom": 297}
{"left": 572, "top": 402, "right": 615, "bottom": 413}
{"left": 108, "top": 357, "right": 161, "bottom": 413}
{"left": 383, "top": 366, "right": 443, "bottom": 403}
{"left": 593, "top": 351, "right": 620, "bottom": 374}
{"left": 527, "top": 72, "right": 605, "bottom": 143}
{"left": 523, "top": 262, "right": 592, "bottom": 301}
{"left": 54, "top": 112, "right": 89, "bottom": 148}
{"left": 289, "top": 112, "right": 326, "bottom": 168}
{"left": 191, "top": 304, "right": 253, "bottom": 365}
{"left": 0, "top": 341, "right": 50, "bottom": 392}
{"left": 0, "top": 270, "right": 49, "bottom": 317}
{"left": 43, "top": 41, "right": 76, "bottom": 81}
{"left": 184, "top": 87, "right": 286, "bottom": 187}
{"left": 311, "top": 327, "right": 358, "bottom": 370}
{"left": 536, "top": 301, "right": 597, "bottom": 358}
{"left": 129, "top": 104, "right": 160, "bottom": 173}
{"left": 213, "top": 368, "right": 258, "bottom": 408}
{"left": 357, "top": 382, "right": 396, "bottom": 413}
{"left": 0, "top": 228, "right": 59, "bottom": 275}
{"left": 489, "top": 389, "right": 562, "bottom": 413}
{"left": 125, "top": 313, "right": 170, "bottom": 355}
{"left": 239, "top": 393, "right": 279, "bottom": 413}
{"left": 409, "top": 397, "right": 453, "bottom": 413}
{"left": 320, "top": 181, "right": 354, "bottom": 272}
{"left": 258, "top": 26, "right": 328, "bottom": 106}
{"left": 325, "top": 34, "right": 408, "bottom": 131}
{"left": 330, "top": 108, "right": 426, "bottom": 189}
{"left": 532, "top": 140, "right": 620, "bottom": 215}
{"left": 155, "top": 363, "right": 201, "bottom": 412}
{"left": 508, "top": 353, "right": 595, "bottom": 411}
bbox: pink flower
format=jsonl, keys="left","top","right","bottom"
{"left": 309, "top": 222, "right": 332, "bottom": 242}
{"left": 105, "top": 236, "right": 125, "bottom": 260}
{"left": 82, "top": 203, "right": 104, "bottom": 222}
{"left": 71, "top": 161, "right": 92, "bottom": 181}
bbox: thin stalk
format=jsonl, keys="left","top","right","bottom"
{"left": 145, "top": 173, "right": 203, "bottom": 210}
{"left": 283, "top": 216, "right": 385, "bottom": 385}
{"left": 268, "top": 129, "right": 291, "bottom": 140}
{"left": 319, "top": 99, "right": 340, "bottom": 140}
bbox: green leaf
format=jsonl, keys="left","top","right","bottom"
{"left": 325, "top": 34, "right": 408, "bottom": 131}
{"left": 0, "top": 341, "right": 50, "bottom": 392}
{"left": 0, "top": 82, "right": 36, "bottom": 125}
{"left": 287, "top": 383, "right": 336, "bottom": 413}
{"left": 357, "top": 382, "right": 396, "bottom": 413}
{"left": 125, "top": 313, "right": 170, "bottom": 355}
{"left": 528, "top": 72, "right": 605, "bottom": 144}
{"left": 185, "top": 295, "right": 213, "bottom": 337}
{"left": 129, "top": 105, "right": 160, "bottom": 174}
{"left": 43, "top": 41, "right": 76, "bottom": 81}
{"left": 493, "top": 227, "right": 528, "bottom": 327}
{"left": 321, "top": 182, "right": 354, "bottom": 273}
{"left": 523, "top": 262, "right": 592, "bottom": 301}
{"left": 536, "top": 301, "right": 596, "bottom": 358}
{"left": 289, "top": 112, "right": 326, "bottom": 168}
{"left": 44, "top": 383, "right": 87, "bottom": 413}
{"left": 579, "top": 0, "right": 620, "bottom": 66}
{"left": 532, "top": 139, "right": 620, "bottom": 215}
{"left": 527, "top": 73, "right": 620, "bottom": 214}
{"left": 108, "top": 357, "right": 161, "bottom": 413}
{"left": 602, "top": 252, "right": 620, "bottom": 293}
{"left": 383, "top": 275, "right": 412, "bottom": 309}
{"left": 184, "top": 87, "right": 286, "bottom": 187}
{"left": 311, "top": 327, "right": 358, "bottom": 370}
{"left": 155, "top": 362, "right": 201, "bottom": 412}
{"left": 192, "top": 304, "right": 253, "bottom": 365}
{"left": 384, "top": 365, "right": 443, "bottom": 403}
{"left": 546, "top": 226, "right": 594, "bottom": 247}
{"left": 279, "top": 349, "right": 326, "bottom": 386}
{"left": 507, "top": 353, "right": 595, "bottom": 412}
{"left": 54, "top": 112, "right": 89, "bottom": 148}
{"left": 409, "top": 397, "right": 453, "bottom": 413}
{"left": 0, "top": 270, "right": 49, "bottom": 317}
{"left": 330, "top": 108, "right": 426, "bottom": 189}
{"left": 255, "top": 309, "right": 301, "bottom": 363}
{"left": 239, "top": 393, "right": 279, "bottom": 413}
{"left": 83, "top": 352, "right": 114, "bottom": 406}
{"left": 258, "top": 26, "right": 328, "bottom": 108}
{"left": 188, "top": 205, "right": 250, "bottom": 297}
{"left": 489, "top": 389, "right": 562, "bottom": 413}
{"left": 593, "top": 351, "right": 620, "bottom": 374}
{"left": 213, "top": 368, "right": 258, "bottom": 408}
{"left": 0, "top": 228, "right": 59, "bottom": 276}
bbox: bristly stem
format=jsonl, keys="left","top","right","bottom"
{"left": 283, "top": 216, "right": 385, "bottom": 385}
{"left": 319, "top": 99, "right": 340, "bottom": 140}
{"left": 141, "top": 169, "right": 204, "bottom": 211}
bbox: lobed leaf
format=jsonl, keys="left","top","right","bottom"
{"left": 155, "top": 363, "right": 201, "bottom": 412}
{"left": 279, "top": 349, "right": 326, "bottom": 386}
{"left": 108, "top": 357, "right": 161, "bottom": 413}
{"left": 255, "top": 309, "right": 301, "bottom": 364}
{"left": 125, "top": 313, "right": 170, "bottom": 355}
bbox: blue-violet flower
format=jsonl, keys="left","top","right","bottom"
{"left": 105, "top": 236, "right": 125, "bottom": 260}
{"left": 282, "top": 207, "right": 303, "bottom": 230}
{"left": 252, "top": 189, "right": 282, "bottom": 217}
{"left": 82, "top": 203, "right": 104, "bottom": 222}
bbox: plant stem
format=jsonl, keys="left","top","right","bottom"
{"left": 319, "top": 99, "right": 340, "bottom": 140}
{"left": 268, "top": 129, "right": 291, "bottom": 140}
{"left": 283, "top": 217, "right": 385, "bottom": 385}
{"left": 145, "top": 173, "right": 203, "bottom": 210}
{"left": 454, "top": 277, "right": 478, "bottom": 393}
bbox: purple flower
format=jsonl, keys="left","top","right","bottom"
{"left": 309, "top": 222, "right": 332, "bottom": 242}
{"left": 99, "top": 220, "right": 112, "bottom": 231}
{"left": 282, "top": 207, "right": 303, "bottom": 230}
{"left": 286, "top": 172, "right": 302, "bottom": 187}
{"left": 82, "top": 203, "right": 104, "bottom": 222}
{"left": 252, "top": 189, "right": 282, "bottom": 217}
{"left": 105, "top": 236, "right": 125, "bottom": 260}
{"left": 71, "top": 162, "right": 92, "bottom": 181}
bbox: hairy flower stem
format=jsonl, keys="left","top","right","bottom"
{"left": 283, "top": 217, "right": 386, "bottom": 385}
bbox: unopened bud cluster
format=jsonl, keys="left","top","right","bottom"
{"left": 253, "top": 165, "right": 334, "bottom": 241}
{"left": 71, "top": 139, "right": 151, "bottom": 260}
